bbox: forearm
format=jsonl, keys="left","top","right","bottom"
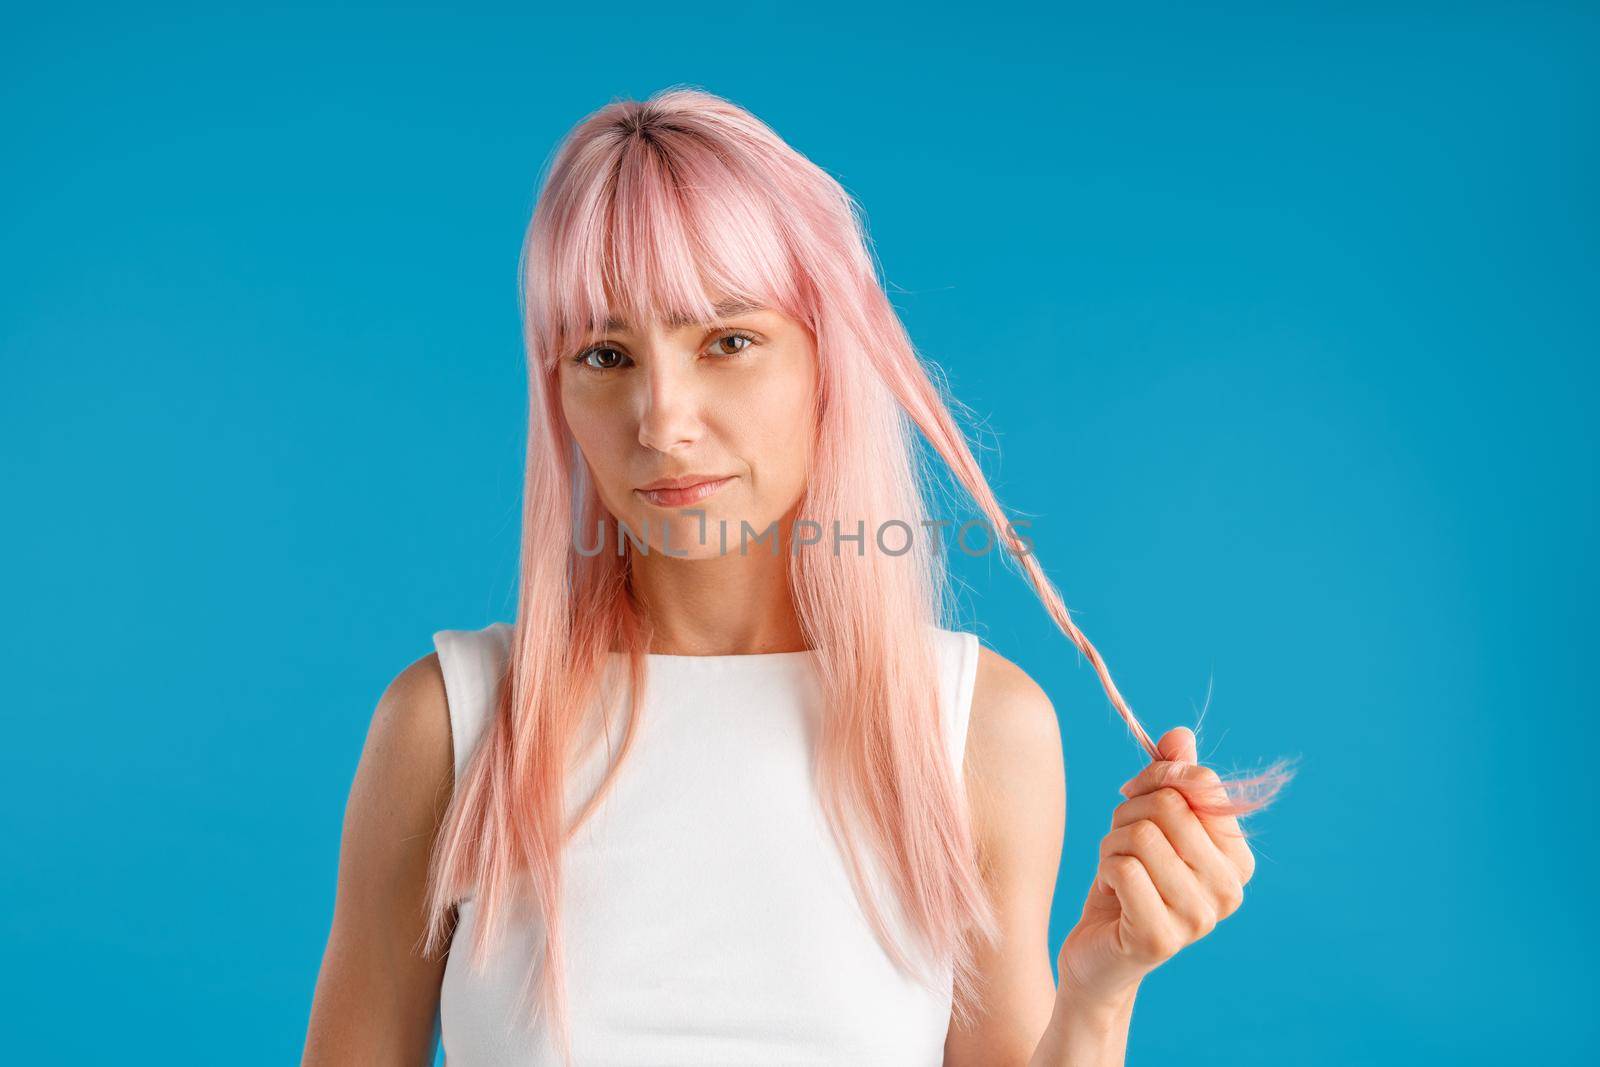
{"left": 1025, "top": 985, "right": 1137, "bottom": 1067}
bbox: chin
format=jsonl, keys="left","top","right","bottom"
{"left": 623, "top": 506, "right": 780, "bottom": 560}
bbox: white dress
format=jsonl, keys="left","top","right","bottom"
{"left": 432, "top": 621, "right": 982, "bottom": 1066}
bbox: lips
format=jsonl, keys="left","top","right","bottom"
{"left": 634, "top": 475, "right": 737, "bottom": 508}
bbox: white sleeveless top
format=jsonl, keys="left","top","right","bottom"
{"left": 432, "top": 621, "right": 982, "bottom": 1067}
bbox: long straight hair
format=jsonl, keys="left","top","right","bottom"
{"left": 421, "top": 86, "right": 1293, "bottom": 1064}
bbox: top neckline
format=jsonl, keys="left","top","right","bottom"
{"left": 485, "top": 621, "right": 963, "bottom": 666}
{"left": 606, "top": 649, "right": 819, "bottom": 664}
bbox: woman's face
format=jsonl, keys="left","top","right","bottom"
{"left": 557, "top": 298, "right": 819, "bottom": 560}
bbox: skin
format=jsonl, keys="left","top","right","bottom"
{"left": 300, "top": 301, "right": 1257, "bottom": 1066}
{"left": 302, "top": 650, "right": 453, "bottom": 1065}
{"left": 556, "top": 298, "right": 820, "bottom": 654}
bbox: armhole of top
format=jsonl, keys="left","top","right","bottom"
{"left": 432, "top": 622, "right": 513, "bottom": 786}
{"left": 950, "top": 630, "right": 981, "bottom": 783}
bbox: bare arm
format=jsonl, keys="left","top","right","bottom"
{"left": 302, "top": 651, "right": 457, "bottom": 1066}
{"left": 945, "top": 646, "right": 1261, "bottom": 1066}
{"left": 946, "top": 645, "right": 1129, "bottom": 1065}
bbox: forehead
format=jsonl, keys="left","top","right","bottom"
{"left": 590, "top": 297, "right": 768, "bottom": 334}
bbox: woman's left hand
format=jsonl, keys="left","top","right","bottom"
{"left": 1055, "top": 726, "right": 1257, "bottom": 1010}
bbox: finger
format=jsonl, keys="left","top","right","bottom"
{"left": 1100, "top": 817, "right": 1215, "bottom": 938}
{"left": 1118, "top": 759, "right": 1188, "bottom": 801}
{"left": 1174, "top": 763, "right": 1255, "bottom": 881}
{"left": 1113, "top": 787, "right": 1245, "bottom": 921}
{"left": 1160, "top": 763, "right": 1256, "bottom": 883}
{"left": 1156, "top": 726, "right": 1198, "bottom": 765}
{"left": 1099, "top": 853, "right": 1182, "bottom": 963}
{"left": 1119, "top": 762, "right": 1254, "bottom": 880}
{"left": 1121, "top": 727, "right": 1199, "bottom": 800}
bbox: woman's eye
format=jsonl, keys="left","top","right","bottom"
{"left": 576, "top": 346, "right": 627, "bottom": 370}
{"left": 572, "top": 331, "right": 756, "bottom": 371}
{"left": 711, "top": 331, "right": 757, "bottom": 357}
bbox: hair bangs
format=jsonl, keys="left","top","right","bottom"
{"left": 537, "top": 128, "right": 809, "bottom": 373}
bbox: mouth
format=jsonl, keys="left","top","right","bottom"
{"left": 634, "top": 475, "right": 738, "bottom": 508}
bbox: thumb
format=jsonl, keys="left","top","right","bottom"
{"left": 1157, "top": 726, "right": 1199, "bottom": 765}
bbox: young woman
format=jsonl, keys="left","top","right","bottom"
{"left": 303, "top": 87, "right": 1291, "bottom": 1067}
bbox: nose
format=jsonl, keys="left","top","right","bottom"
{"left": 635, "top": 348, "right": 703, "bottom": 454}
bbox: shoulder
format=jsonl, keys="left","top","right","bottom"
{"left": 966, "top": 644, "right": 1062, "bottom": 783}
{"left": 964, "top": 643, "right": 1066, "bottom": 864}
{"left": 333, "top": 648, "right": 456, "bottom": 888}
{"left": 351, "top": 650, "right": 455, "bottom": 822}
{"left": 306, "top": 651, "right": 454, "bottom": 1056}
{"left": 378, "top": 649, "right": 452, "bottom": 757}
{"left": 327, "top": 649, "right": 454, "bottom": 926}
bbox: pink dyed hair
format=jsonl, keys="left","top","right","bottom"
{"left": 421, "top": 86, "right": 1294, "bottom": 1064}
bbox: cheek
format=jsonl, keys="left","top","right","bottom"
{"left": 740, "top": 362, "right": 817, "bottom": 490}
{"left": 560, "top": 388, "right": 631, "bottom": 485}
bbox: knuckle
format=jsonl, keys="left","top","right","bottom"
{"left": 1104, "top": 855, "right": 1139, "bottom": 881}
{"left": 1148, "top": 927, "right": 1184, "bottom": 959}
{"left": 1154, "top": 786, "right": 1187, "bottom": 815}
{"left": 1182, "top": 902, "right": 1217, "bottom": 939}
{"left": 1131, "top": 819, "right": 1164, "bottom": 850}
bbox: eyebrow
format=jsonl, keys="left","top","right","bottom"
{"left": 594, "top": 298, "right": 766, "bottom": 333}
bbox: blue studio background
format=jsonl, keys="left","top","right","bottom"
{"left": 3, "top": 3, "right": 1592, "bottom": 1063}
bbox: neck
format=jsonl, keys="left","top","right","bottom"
{"left": 626, "top": 515, "right": 807, "bottom": 657}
